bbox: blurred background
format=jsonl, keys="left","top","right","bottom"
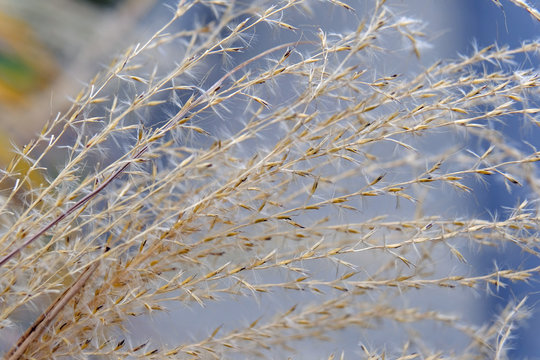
{"left": 0, "top": 0, "right": 158, "bottom": 170}
{"left": 0, "top": 0, "right": 538, "bottom": 357}
{"left": 455, "top": 2, "right": 540, "bottom": 358}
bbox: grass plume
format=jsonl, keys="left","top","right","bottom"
{"left": 1, "top": 0, "right": 540, "bottom": 358}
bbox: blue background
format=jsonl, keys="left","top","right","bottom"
{"left": 459, "top": 2, "right": 540, "bottom": 358}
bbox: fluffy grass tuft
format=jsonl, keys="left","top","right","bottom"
{"left": 1, "top": 0, "right": 540, "bottom": 358}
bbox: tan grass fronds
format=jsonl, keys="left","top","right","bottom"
{"left": 1, "top": 0, "right": 539, "bottom": 358}
{"left": 499, "top": 0, "right": 540, "bottom": 22}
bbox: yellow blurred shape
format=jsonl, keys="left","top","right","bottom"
{"left": 0, "top": 11, "right": 58, "bottom": 105}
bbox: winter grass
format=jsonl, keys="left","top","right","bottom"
{"left": 1, "top": 0, "right": 540, "bottom": 358}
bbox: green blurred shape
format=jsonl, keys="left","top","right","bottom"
{"left": 0, "top": 52, "right": 38, "bottom": 93}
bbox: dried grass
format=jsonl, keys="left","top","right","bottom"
{"left": 1, "top": 0, "right": 539, "bottom": 358}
